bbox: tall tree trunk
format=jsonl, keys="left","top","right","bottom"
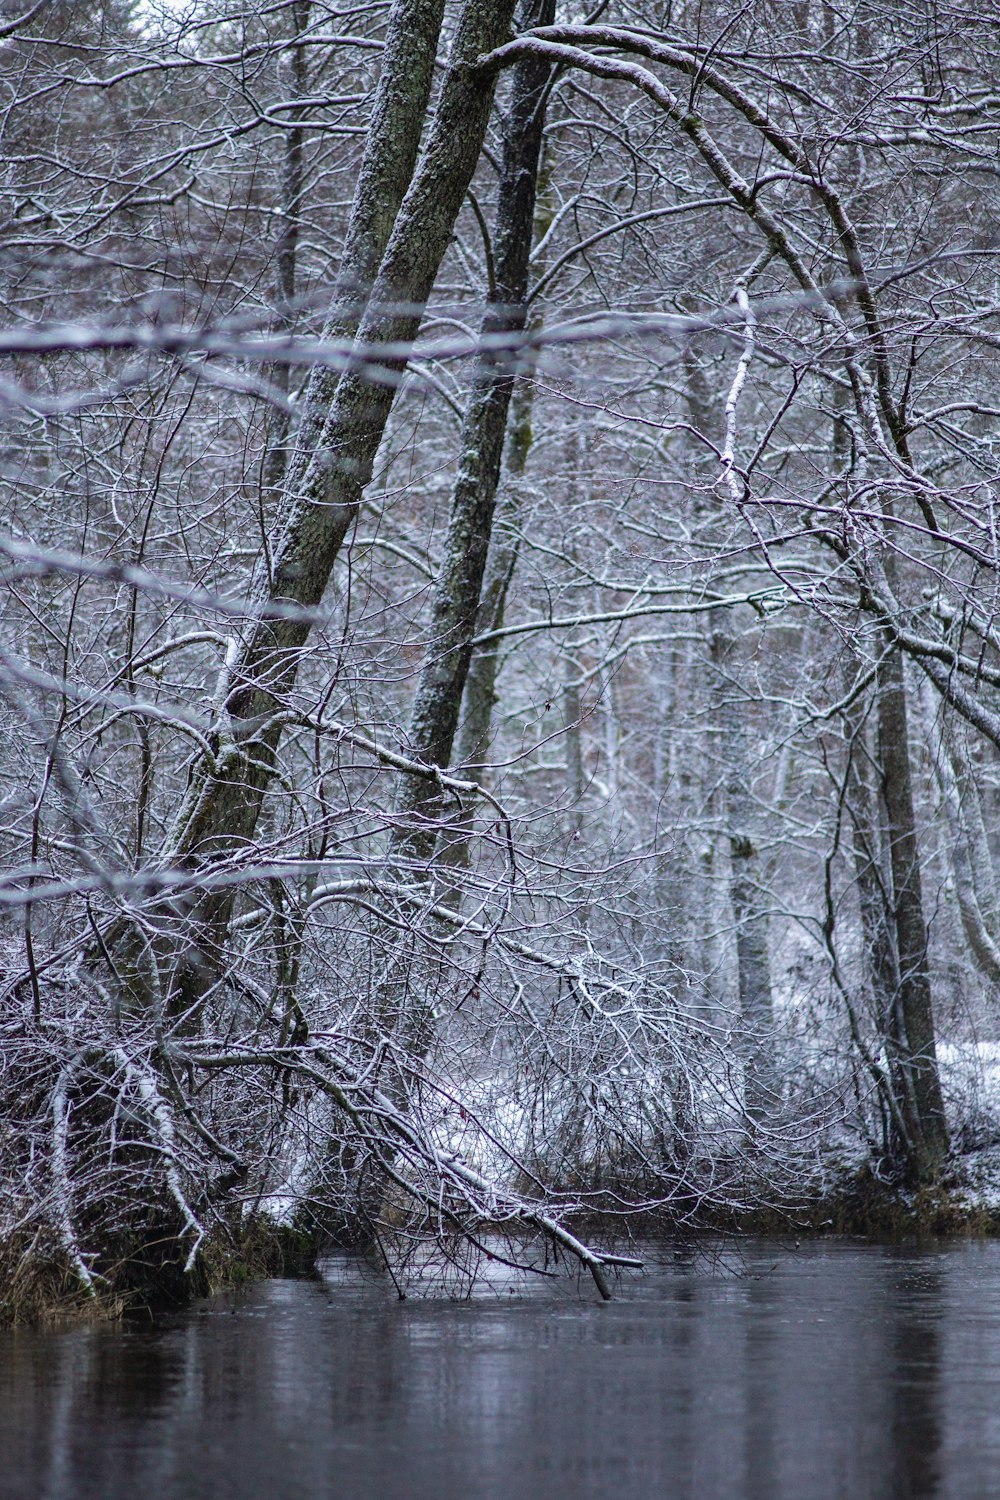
{"left": 875, "top": 642, "right": 949, "bottom": 1181}
{"left": 451, "top": 372, "right": 537, "bottom": 777}
{"left": 683, "top": 325, "right": 778, "bottom": 1117}
{"left": 921, "top": 678, "right": 1000, "bottom": 991}
{"left": 144, "top": 0, "right": 518, "bottom": 1012}
{"left": 843, "top": 688, "right": 907, "bottom": 1159}
{"left": 388, "top": 0, "right": 556, "bottom": 871}
{"left": 357, "top": 0, "right": 556, "bottom": 1097}
{"left": 449, "top": 143, "right": 554, "bottom": 788}
{"left": 432, "top": 380, "right": 537, "bottom": 896}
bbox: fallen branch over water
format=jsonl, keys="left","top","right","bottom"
{"left": 183, "top": 1038, "right": 643, "bottom": 1299}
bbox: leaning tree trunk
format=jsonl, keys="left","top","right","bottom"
{"left": 366, "top": 1, "right": 556, "bottom": 1080}
{"left": 431, "top": 321, "right": 540, "bottom": 902}
{"left": 875, "top": 641, "right": 949, "bottom": 1182}
{"left": 449, "top": 144, "right": 556, "bottom": 786}
{"left": 388, "top": 0, "right": 557, "bottom": 874}
{"left": 141, "top": 0, "right": 519, "bottom": 1014}
{"left": 315, "top": 5, "right": 558, "bottom": 1221}
{"left": 450, "top": 372, "right": 537, "bottom": 779}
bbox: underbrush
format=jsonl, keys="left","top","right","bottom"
{"left": 11, "top": 1148, "right": 1000, "bottom": 1327}
{"left": 6, "top": 1005, "right": 1000, "bottom": 1324}
{"left": 0, "top": 1214, "right": 321, "bottom": 1328}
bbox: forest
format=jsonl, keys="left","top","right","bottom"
{"left": 2, "top": 0, "right": 1000, "bottom": 1316}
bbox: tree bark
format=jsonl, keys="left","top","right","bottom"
{"left": 451, "top": 372, "right": 536, "bottom": 777}
{"left": 845, "top": 701, "right": 900, "bottom": 1031}
{"left": 388, "top": 0, "right": 556, "bottom": 870}
{"left": 875, "top": 642, "right": 949, "bottom": 1180}
{"left": 843, "top": 688, "right": 906, "bottom": 1156}
{"left": 148, "top": 0, "right": 518, "bottom": 1010}
{"left": 449, "top": 142, "right": 554, "bottom": 788}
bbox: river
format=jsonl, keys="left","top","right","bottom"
{"left": 3, "top": 1239, "right": 1000, "bottom": 1499}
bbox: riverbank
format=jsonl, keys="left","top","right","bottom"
{"left": 7, "top": 1145, "right": 1000, "bottom": 1327}
{"left": 0, "top": 1215, "right": 317, "bottom": 1329}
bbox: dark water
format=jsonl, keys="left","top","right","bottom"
{"left": 3, "top": 1239, "right": 1000, "bottom": 1500}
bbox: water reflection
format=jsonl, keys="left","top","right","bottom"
{"left": 887, "top": 1252, "right": 944, "bottom": 1499}
{"left": 3, "top": 1241, "right": 1000, "bottom": 1499}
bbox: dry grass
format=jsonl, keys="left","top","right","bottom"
{"left": 0, "top": 1228, "right": 124, "bottom": 1328}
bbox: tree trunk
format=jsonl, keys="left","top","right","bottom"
{"left": 875, "top": 642, "right": 949, "bottom": 1181}
{"left": 449, "top": 142, "right": 554, "bottom": 788}
{"left": 145, "top": 0, "right": 518, "bottom": 1011}
{"left": 843, "top": 688, "right": 906, "bottom": 1157}
{"left": 451, "top": 373, "right": 537, "bottom": 777}
{"left": 388, "top": 0, "right": 556, "bottom": 870}
{"left": 688, "top": 327, "right": 778, "bottom": 1121}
